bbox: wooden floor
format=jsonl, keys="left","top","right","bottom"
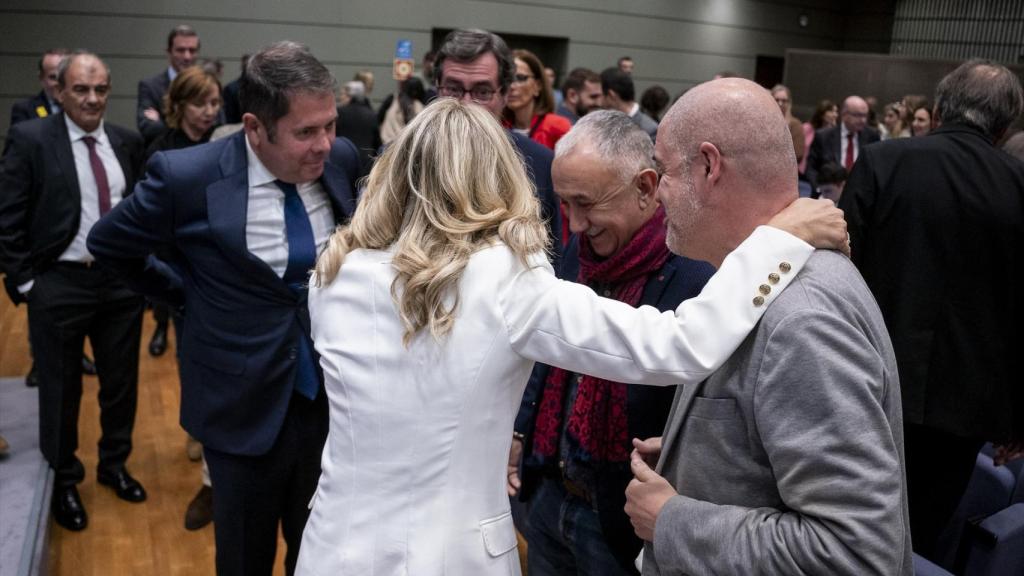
{"left": 0, "top": 295, "right": 286, "bottom": 576}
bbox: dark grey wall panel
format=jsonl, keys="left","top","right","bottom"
{"left": 1, "top": 0, "right": 889, "bottom": 141}
{"left": 891, "top": 0, "right": 1024, "bottom": 64}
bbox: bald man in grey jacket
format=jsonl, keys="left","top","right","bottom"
{"left": 625, "top": 78, "right": 910, "bottom": 576}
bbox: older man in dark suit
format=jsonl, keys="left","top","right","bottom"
{"left": 839, "top": 59, "right": 1024, "bottom": 563}
{"left": 510, "top": 111, "right": 714, "bottom": 576}
{"left": 89, "top": 41, "right": 360, "bottom": 576}
{"left": 805, "top": 94, "right": 880, "bottom": 189}
{"left": 0, "top": 51, "right": 146, "bottom": 532}
{"left": 136, "top": 24, "right": 200, "bottom": 144}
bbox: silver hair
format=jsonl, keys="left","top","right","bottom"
{"left": 56, "top": 50, "right": 111, "bottom": 88}
{"left": 554, "top": 110, "right": 655, "bottom": 182}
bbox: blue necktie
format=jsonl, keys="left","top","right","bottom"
{"left": 277, "top": 180, "right": 319, "bottom": 400}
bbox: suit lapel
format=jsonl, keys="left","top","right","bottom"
{"left": 320, "top": 160, "right": 356, "bottom": 222}
{"left": 104, "top": 125, "right": 133, "bottom": 188}
{"left": 656, "top": 379, "right": 706, "bottom": 474}
{"left": 49, "top": 115, "right": 81, "bottom": 204}
{"left": 205, "top": 133, "right": 294, "bottom": 299}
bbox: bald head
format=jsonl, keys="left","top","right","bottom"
{"left": 659, "top": 78, "right": 797, "bottom": 191}
{"left": 654, "top": 78, "right": 798, "bottom": 266}
{"left": 841, "top": 95, "right": 869, "bottom": 133}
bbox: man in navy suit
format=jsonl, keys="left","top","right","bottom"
{"left": 89, "top": 42, "right": 360, "bottom": 576}
{"left": 805, "top": 95, "right": 880, "bottom": 189}
{"left": 136, "top": 25, "right": 200, "bottom": 144}
{"left": 433, "top": 28, "right": 562, "bottom": 254}
{"left": 0, "top": 51, "right": 146, "bottom": 532}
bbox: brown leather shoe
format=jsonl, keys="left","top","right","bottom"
{"left": 184, "top": 485, "right": 213, "bottom": 530}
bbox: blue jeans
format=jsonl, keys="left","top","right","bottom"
{"left": 525, "top": 478, "right": 638, "bottom": 576}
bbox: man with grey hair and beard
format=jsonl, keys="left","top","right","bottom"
{"left": 89, "top": 41, "right": 361, "bottom": 575}
{"left": 509, "top": 110, "right": 714, "bottom": 575}
{"left": 624, "top": 78, "right": 911, "bottom": 575}
{"left": 840, "top": 59, "right": 1024, "bottom": 564}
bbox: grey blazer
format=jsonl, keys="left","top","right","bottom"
{"left": 643, "top": 251, "right": 912, "bottom": 576}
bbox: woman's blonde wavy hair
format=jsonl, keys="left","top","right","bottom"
{"left": 315, "top": 98, "right": 550, "bottom": 345}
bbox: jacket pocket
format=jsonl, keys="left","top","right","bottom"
{"left": 189, "top": 339, "right": 247, "bottom": 375}
{"left": 479, "top": 511, "right": 517, "bottom": 558}
{"left": 689, "top": 397, "right": 738, "bottom": 421}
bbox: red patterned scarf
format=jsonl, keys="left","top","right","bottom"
{"left": 532, "top": 206, "right": 670, "bottom": 462}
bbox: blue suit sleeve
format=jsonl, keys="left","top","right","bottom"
{"left": 87, "top": 151, "right": 184, "bottom": 305}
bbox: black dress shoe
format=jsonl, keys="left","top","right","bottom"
{"left": 97, "top": 469, "right": 147, "bottom": 502}
{"left": 184, "top": 485, "right": 214, "bottom": 530}
{"left": 148, "top": 324, "right": 168, "bottom": 357}
{"left": 26, "top": 363, "right": 39, "bottom": 387}
{"left": 52, "top": 486, "right": 88, "bottom": 531}
{"left": 81, "top": 354, "right": 97, "bottom": 376}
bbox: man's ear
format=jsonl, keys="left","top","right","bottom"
{"left": 698, "top": 141, "right": 722, "bottom": 186}
{"left": 636, "top": 168, "right": 659, "bottom": 210}
{"left": 242, "top": 113, "right": 262, "bottom": 146}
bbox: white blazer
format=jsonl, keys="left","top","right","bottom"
{"left": 295, "top": 226, "right": 812, "bottom": 576}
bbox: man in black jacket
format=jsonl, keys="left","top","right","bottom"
{"left": 8, "top": 48, "right": 67, "bottom": 127}
{"left": 805, "top": 94, "right": 880, "bottom": 189}
{"left": 136, "top": 24, "right": 200, "bottom": 143}
{"left": 0, "top": 51, "right": 146, "bottom": 532}
{"left": 839, "top": 59, "right": 1024, "bottom": 563}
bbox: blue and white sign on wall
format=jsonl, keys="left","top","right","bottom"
{"left": 395, "top": 40, "right": 413, "bottom": 60}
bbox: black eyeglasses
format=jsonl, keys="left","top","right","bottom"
{"left": 438, "top": 84, "right": 498, "bottom": 103}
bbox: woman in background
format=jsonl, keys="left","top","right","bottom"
{"left": 911, "top": 103, "right": 933, "bottom": 137}
{"left": 502, "top": 49, "right": 571, "bottom": 150}
{"left": 294, "top": 99, "right": 846, "bottom": 575}
{"left": 801, "top": 99, "right": 837, "bottom": 174}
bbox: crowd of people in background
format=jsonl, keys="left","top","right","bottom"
{"left": 1, "top": 21, "right": 1023, "bottom": 576}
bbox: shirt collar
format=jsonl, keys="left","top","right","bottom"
{"left": 628, "top": 102, "right": 640, "bottom": 118}
{"left": 841, "top": 123, "right": 856, "bottom": 140}
{"left": 245, "top": 133, "right": 278, "bottom": 187}
{"left": 64, "top": 114, "right": 106, "bottom": 144}
{"left": 168, "top": 66, "right": 178, "bottom": 82}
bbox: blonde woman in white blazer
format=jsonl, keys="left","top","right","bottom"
{"left": 295, "top": 99, "right": 846, "bottom": 576}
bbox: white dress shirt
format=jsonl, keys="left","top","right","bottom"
{"left": 244, "top": 135, "right": 334, "bottom": 278}
{"left": 61, "top": 116, "right": 128, "bottom": 263}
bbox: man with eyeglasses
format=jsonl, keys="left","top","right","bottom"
{"left": 0, "top": 51, "right": 146, "bottom": 533}
{"left": 433, "top": 28, "right": 561, "bottom": 252}
{"left": 805, "top": 95, "right": 880, "bottom": 189}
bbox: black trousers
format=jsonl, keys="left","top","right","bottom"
{"left": 904, "top": 421, "right": 985, "bottom": 562}
{"left": 204, "top": 389, "right": 328, "bottom": 576}
{"left": 27, "top": 262, "right": 144, "bottom": 487}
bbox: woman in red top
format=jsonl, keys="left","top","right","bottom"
{"left": 502, "top": 49, "right": 571, "bottom": 150}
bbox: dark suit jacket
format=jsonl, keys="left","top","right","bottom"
{"left": 0, "top": 114, "right": 143, "bottom": 302}
{"left": 509, "top": 130, "right": 561, "bottom": 262}
{"left": 87, "top": 132, "right": 361, "bottom": 455}
{"left": 137, "top": 70, "right": 171, "bottom": 143}
{"left": 9, "top": 91, "right": 54, "bottom": 126}
{"left": 222, "top": 77, "right": 243, "bottom": 124}
{"left": 514, "top": 235, "right": 714, "bottom": 570}
{"left": 336, "top": 98, "right": 381, "bottom": 176}
{"left": 839, "top": 123, "right": 1024, "bottom": 442}
{"left": 4, "top": 91, "right": 56, "bottom": 156}
{"left": 805, "top": 124, "right": 880, "bottom": 188}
